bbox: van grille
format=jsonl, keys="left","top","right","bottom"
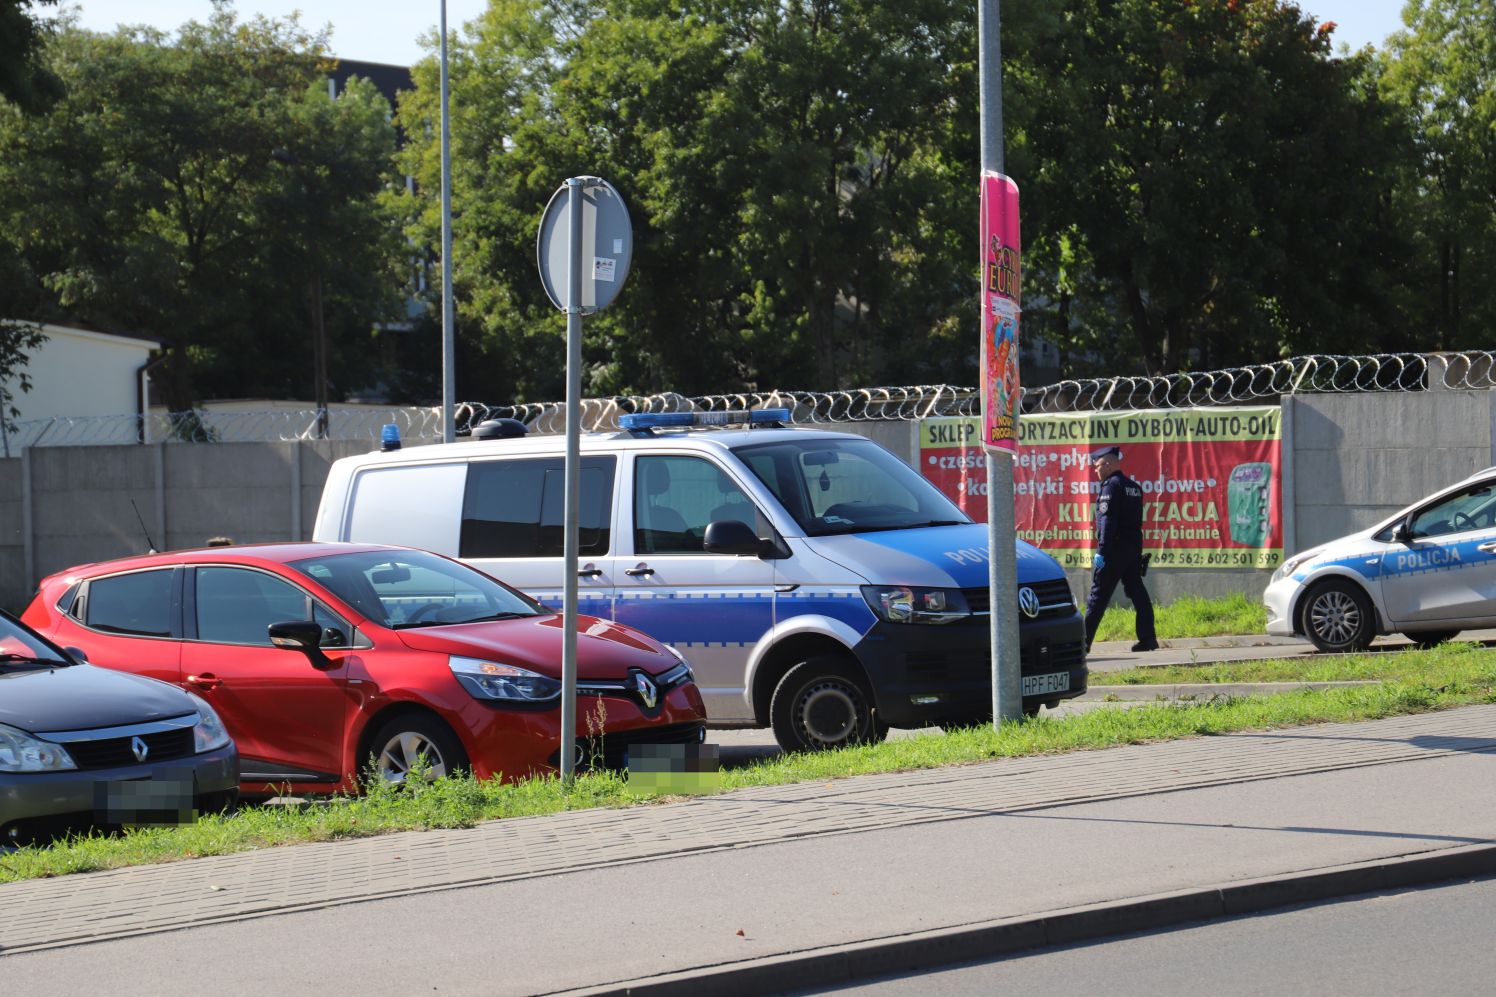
{"left": 963, "top": 579, "right": 1074, "bottom": 619}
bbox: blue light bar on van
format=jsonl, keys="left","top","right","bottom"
{"left": 618, "top": 409, "right": 792, "bottom": 431}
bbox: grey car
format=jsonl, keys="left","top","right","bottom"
{"left": 0, "top": 610, "right": 239, "bottom": 844}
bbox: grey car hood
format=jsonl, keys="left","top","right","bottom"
{"left": 0, "top": 664, "right": 197, "bottom": 734}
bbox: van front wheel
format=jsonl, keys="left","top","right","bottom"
{"left": 770, "top": 657, "right": 887, "bottom": 753}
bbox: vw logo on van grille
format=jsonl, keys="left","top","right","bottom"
{"left": 130, "top": 735, "right": 150, "bottom": 762}
{"left": 1018, "top": 586, "right": 1041, "bottom": 619}
{"left": 633, "top": 673, "right": 659, "bottom": 709}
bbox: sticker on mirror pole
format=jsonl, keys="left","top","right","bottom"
{"left": 594, "top": 257, "right": 617, "bottom": 282}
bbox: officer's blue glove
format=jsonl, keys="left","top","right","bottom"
{"left": 1093, "top": 553, "right": 1104, "bottom": 570}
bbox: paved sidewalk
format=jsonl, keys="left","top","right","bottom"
{"left": 2, "top": 705, "right": 1495, "bottom": 982}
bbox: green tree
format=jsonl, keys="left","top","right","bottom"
{"left": 1381, "top": 0, "right": 1496, "bottom": 350}
{"left": 0, "top": 4, "right": 402, "bottom": 411}
{"left": 1009, "top": 0, "right": 1411, "bottom": 375}
{"left": 0, "top": 0, "right": 61, "bottom": 112}
{"left": 395, "top": 0, "right": 981, "bottom": 400}
{"left": 0, "top": 0, "right": 61, "bottom": 433}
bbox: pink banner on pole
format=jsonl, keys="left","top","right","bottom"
{"left": 980, "top": 172, "right": 1021, "bottom": 452}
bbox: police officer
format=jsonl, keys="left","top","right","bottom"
{"left": 1084, "top": 445, "right": 1158, "bottom": 653}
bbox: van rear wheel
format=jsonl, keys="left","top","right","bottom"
{"left": 770, "top": 657, "right": 887, "bottom": 753}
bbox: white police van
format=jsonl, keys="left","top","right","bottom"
{"left": 313, "top": 410, "right": 1087, "bottom": 751}
{"left": 1264, "top": 466, "right": 1496, "bottom": 652}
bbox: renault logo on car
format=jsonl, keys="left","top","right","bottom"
{"left": 130, "top": 735, "right": 149, "bottom": 762}
{"left": 1018, "top": 586, "right": 1041, "bottom": 619}
{"left": 633, "top": 672, "right": 659, "bottom": 709}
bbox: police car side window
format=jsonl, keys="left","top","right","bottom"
{"left": 1409, "top": 485, "right": 1496, "bottom": 539}
{"left": 462, "top": 457, "right": 615, "bottom": 557}
{"left": 635, "top": 455, "right": 761, "bottom": 555}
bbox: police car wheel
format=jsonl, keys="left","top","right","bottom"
{"left": 1302, "top": 580, "right": 1375, "bottom": 653}
{"left": 1403, "top": 630, "right": 1459, "bottom": 649}
{"left": 770, "top": 658, "right": 887, "bottom": 753}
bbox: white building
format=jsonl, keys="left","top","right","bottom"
{"left": 2, "top": 322, "right": 160, "bottom": 450}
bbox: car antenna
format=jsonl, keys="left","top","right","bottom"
{"left": 129, "top": 498, "right": 159, "bottom": 553}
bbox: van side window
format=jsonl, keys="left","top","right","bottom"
{"left": 346, "top": 463, "right": 467, "bottom": 555}
{"left": 85, "top": 569, "right": 174, "bottom": 637}
{"left": 462, "top": 456, "right": 616, "bottom": 557}
{"left": 635, "top": 455, "right": 763, "bottom": 555}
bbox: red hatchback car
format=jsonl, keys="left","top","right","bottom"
{"left": 22, "top": 543, "right": 706, "bottom": 795}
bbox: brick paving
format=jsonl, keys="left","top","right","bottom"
{"left": 3, "top": 705, "right": 1494, "bottom": 955}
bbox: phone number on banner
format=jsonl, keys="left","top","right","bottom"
{"left": 1044, "top": 548, "right": 1284, "bottom": 570}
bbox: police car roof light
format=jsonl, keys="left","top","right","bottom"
{"left": 618, "top": 408, "right": 792, "bottom": 432}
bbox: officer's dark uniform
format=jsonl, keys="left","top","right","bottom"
{"left": 1084, "top": 449, "right": 1157, "bottom": 652}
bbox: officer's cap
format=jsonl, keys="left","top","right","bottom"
{"left": 1089, "top": 445, "right": 1122, "bottom": 462}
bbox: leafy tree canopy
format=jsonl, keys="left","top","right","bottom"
{"left": 1380, "top": 0, "right": 1496, "bottom": 349}
{"left": 0, "top": 1, "right": 403, "bottom": 410}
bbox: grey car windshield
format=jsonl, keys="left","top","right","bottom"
{"left": 732, "top": 438, "right": 970, "bottom": 536}
{"left": 288, "top": 549, "right": 544, "bottom": 629}
{"left": 0, "top": 613, "right": 70, "bottom": 667}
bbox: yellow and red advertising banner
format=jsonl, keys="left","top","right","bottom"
{"left": 920, "top": 407, "right": 1283, "bottom": 569}
{"left": 980, "top": 172, "right": 1021, "bottom": 452}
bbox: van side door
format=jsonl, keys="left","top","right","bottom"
{"left": 458, "top": 456, "right": 618, "bottom": 619}
{"left": 614, "top": 453, "right": 776, "bottom": 723}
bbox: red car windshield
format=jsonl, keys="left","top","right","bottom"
{"left": 288, "top": 550, "right": 544, "bottom": 630}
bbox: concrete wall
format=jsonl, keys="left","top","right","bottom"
{"left": 1288, "top": 391, "right": 1495, "bottom": 551}
{"left": 6, "top": 388, "right": 1495, "bottom": 616}
{"left": 2, "top": 440, "right": 370, "bottom": 613}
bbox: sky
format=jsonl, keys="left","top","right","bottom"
{"left": 63, "top": 0, "right": 1411, "bottom": 68}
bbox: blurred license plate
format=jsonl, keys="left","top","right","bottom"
{"left": 1022, "top": 671, "right": 1070, "bottom": 697}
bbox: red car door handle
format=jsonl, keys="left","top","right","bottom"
{"left": 186, "top": 673, "right": 223, "bottom": 690}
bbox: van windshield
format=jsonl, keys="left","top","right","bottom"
{"left": 732, "top": 438, "right": 970, "bottom": 536}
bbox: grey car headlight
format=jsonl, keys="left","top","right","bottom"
{"left": 187, "top": 692, "right": 233, "bottom": 753}
{"left": 0, "top": 722, "right": 77, "bottom": 772}
{"left": 450, "top": 656, "right": 562, "bottom": 703}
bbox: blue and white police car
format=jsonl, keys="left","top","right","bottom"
{"left": 1265, "top": 466, "right": 1496, "bottom": 652}
{"left": 314, "top": 410, "right": 1087, "bottom": 752}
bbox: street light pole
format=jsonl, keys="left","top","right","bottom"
{"left": 439, "top": 0, "right": 456, "bottom": 444}
{"left": 980, "top": 0, "right": 1023, "bottom": 726}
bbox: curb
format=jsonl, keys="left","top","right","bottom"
{"left": 554, "top": 842, "right": 1496, "bottom": 997}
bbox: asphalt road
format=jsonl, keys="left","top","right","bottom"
{"left": 797, "top": 874, "right": 1496, "bottom": 996}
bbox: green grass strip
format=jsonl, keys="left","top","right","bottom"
{"left": 1092, "top": 590, "right": 1266, "bottom": 642}
{"left": 1101, "top": 639, "right": 1491, "bottom": 685}
{"left": 4, "top": 644, "right": 1494, "bottom": 884}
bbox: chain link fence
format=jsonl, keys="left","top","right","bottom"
{"left": 6, "top": 350, "right": 1492, "bottom": 451}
